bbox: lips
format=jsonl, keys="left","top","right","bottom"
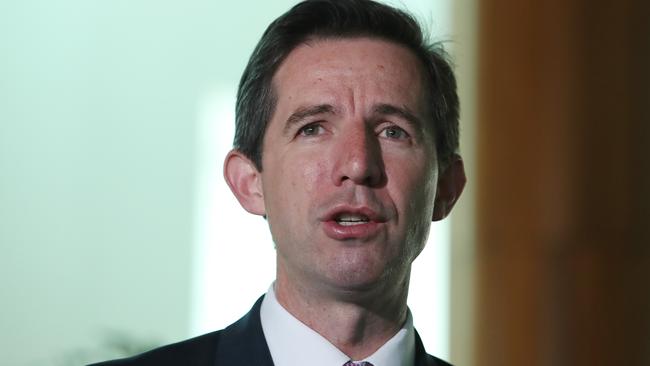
{"left": 322, "top": 206, "right": 385, "bottom": 222}
{"left": 321, "top": 206, "right": 387, "bottom": 240}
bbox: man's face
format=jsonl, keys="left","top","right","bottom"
{"left": 260, "top": 38, "right": 440, "bottom": 296}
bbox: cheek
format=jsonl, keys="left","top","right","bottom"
{"left": 300, "top": 159, "right": 329, "bottom": 193}
{"left": 281, "top": 147, "right": 331, "bottom": 190}
{"left": 386, "top": 153, "right": 436, "bottom": 199}
{"left": 385, "top": 155, "right": 438, "bottom": 242}
{"left": 265, "top": 152, "right": 330, "bottom": 210}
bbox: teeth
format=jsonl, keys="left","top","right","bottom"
{"left": 339, "top": 221, "right": 365, "bottom": 226}
{"left": 335, "top": 213, "right": 369, "bottom": 225}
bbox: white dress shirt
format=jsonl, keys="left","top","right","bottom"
{"left": 260, "top": 284, "right": 415, "bottom": 366}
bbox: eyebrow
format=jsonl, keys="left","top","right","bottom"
{"left": 283, "top": 104, "right": 336, "bottom": 135}
{"left": 372, "top": 103, "right": 423, "bottom": 128}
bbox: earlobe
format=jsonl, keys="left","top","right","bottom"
{"left": 223, "top": 150, "right": 266, "bottom": 216}
{"left": 432, "top": 155, "right": 467, "bottom": 221}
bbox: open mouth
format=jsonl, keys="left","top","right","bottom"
{"left": 322, "top": 207, "right": 384, "bottom": 240}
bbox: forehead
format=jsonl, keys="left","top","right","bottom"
{"left": 270, "top": 37, "right": 430, "bottom": 116}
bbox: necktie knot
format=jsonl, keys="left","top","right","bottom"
{"left": 343, "top": 362, "right": 374, "bottom": 366}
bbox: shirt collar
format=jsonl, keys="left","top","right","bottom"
{"left": 260, "top": 284, "right": 415, "bottom": 366}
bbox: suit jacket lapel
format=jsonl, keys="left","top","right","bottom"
{"left": 414, "top": 330, "right": 452, "bottom": 366}
{"left": 214, "top": 295, "right": 275, "bottom": 366}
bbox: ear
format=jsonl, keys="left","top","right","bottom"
{"left": 432, "top": 154, "right": 467, "bottom": 221}
{"left": 223, "top": 150, "right": 266, "bottom": 216}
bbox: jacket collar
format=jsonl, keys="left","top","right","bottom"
{"left": 214, "top": 295, "right": 451, "bottom": 366}
{"left": 214, "top": 295, "right": 274, "bottom": 365}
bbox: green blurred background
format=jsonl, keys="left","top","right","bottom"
{"left": 0, "top": 1, "right": 309, "bottom": 364}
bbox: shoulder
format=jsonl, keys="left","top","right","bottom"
{"left": 87, "top": 295, "right": 268, "bottom": 366}
{"left": 87, "top": 330, "right": 223, "bottom": 366}
{"left": 425, "top": 353, "right": 453, "bottom": 366}
{"left": 414, "top": 329, "right": 453, "bottom": 366}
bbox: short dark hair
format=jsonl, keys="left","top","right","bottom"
{"left": 234, "top": 0, "right": 459, "bottom": 170}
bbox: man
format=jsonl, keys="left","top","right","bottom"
{"left": 91, "top": 0, "right": 465, "bottom": 365}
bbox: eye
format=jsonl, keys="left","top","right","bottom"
{"left": 297, "top": 122, "right": 325, "bottom": 137}
{"left": 380, "top": 125, "right": 409, "bottom": 140}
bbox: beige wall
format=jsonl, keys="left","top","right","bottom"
{"left": 474, "top": 0, "right": 650, "bottom": 365}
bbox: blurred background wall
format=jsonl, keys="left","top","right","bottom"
{"left": 474, "top": 0, "right": 650, "bottom": 365}
{"left": 0, "top": 1, "right": 300, "bottom": 364}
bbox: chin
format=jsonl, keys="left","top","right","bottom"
{"left": 325, "top": 264, "right": 394, "bottom": 294}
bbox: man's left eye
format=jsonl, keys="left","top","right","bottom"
{"left": 380, "top": 126, "right": 409, "bottom": 139}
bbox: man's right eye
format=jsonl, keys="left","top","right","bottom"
{"left": 298, "top": 123, "right": 324, "bottom": 136}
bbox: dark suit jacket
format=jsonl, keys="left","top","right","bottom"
{"left": 89, "top": 296, "right": 452, "bottom": 366}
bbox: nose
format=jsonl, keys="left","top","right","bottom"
{"left": 331, "top": 126, "right": 385, "bottom": 187}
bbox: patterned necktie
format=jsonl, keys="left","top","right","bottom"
{"left": 343, "top": 362, "right": 374, "bottom": 366}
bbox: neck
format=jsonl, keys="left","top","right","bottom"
{"left": 274, "top": 270, "right": 410, "bottom": 360}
